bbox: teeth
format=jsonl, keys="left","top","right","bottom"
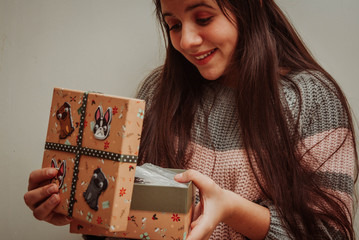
{"left": 195, "top": 49, "right": 215, "bottom": 60}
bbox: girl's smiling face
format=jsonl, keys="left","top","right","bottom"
{"left": 161, "top": 0, "right": 238, "bottom": 80}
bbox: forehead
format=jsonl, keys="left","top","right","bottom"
{"left": 160, "top": 0, "right": 218, "bottom": 15}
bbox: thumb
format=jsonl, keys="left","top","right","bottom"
{"left": 174, "top": 169, "right": 201, "bottom": 183}
{"left": 175, "top": 170, "right": 216, "bottom": 193}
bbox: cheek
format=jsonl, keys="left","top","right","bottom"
{"left": 228, "top": 28, "right": 238, "bottom": 52}
{"left": 218, "top": 31, "right": 238, "bottom": 58}
{"left": 169, "top": 33, "right": 182, "bottom": 52}
{"left": 213, "top": 18, "right": 238, "bottom": 52}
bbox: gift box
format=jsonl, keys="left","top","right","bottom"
{"left": 69, "top": 168, "right": 195, "bottom": 240}
{"left": 42, "top": 87, "right": 145, "bottom": 232}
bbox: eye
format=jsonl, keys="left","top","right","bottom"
{"left": 168, "top": 23, "right": 181, "bottom": 32}
{"left": 64, "top": 108, "right": 69, "bottom": 112}
{"left": 165, "top": 18, "right": 181, "bottom": 32}
{"left": 196, "top": 16, "right": 213, "bottom": 26}
{"left": 93, "top": 173, "right": 98, "bottom": 178}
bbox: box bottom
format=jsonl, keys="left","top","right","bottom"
{"left": 70, "top": 208, "right": 192, "bottom": 240}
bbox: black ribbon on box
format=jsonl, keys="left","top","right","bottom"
{"left": 45, "top": 92, "right": 138, "bottom": 217}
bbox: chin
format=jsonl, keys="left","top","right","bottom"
{"left": 199, "top": 70, "right": 222, "bottom": 81}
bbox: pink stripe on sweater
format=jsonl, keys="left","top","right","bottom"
{"left": 299, "top": 128, "right": 355, "bottom": 177}
{"left": 186, "top": 142, "right": 263, "bottom": 202}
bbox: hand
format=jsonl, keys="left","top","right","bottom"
{"left": 174, "top": 170, "right": 232, "bottom": 240}
{"left": 175, "top": 170, "right": 270, "bottom": 240}
{"left": 24, "top": 168, "right": 72, "bottom": 226}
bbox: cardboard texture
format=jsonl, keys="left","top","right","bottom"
{"left": 42, "top": 88, "right": 145, "bottom": 232}
{"left": 70, "top": 179, "right": 194, "bottom": 240}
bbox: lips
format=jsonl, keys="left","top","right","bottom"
{"left": 191, "top": 48, "right": 217, "bottom": 65}
{"left": 194, "top": 49, "right": 216, "bottom": 60}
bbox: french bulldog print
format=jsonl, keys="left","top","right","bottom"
{"left": 93, "top": 106, "right": 112, "bottom": 140}
{"left": 50, "top": 158, "right": 66, "bottom": 189}
{"left": 83, "top": 168, "right": 108, "bottom": 211}
{"left": 56, "top": 102, "right": 75, "bottom": 139}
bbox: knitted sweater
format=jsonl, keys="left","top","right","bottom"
{"left": 98, "top": 69, "right": 356, "bottom": 240}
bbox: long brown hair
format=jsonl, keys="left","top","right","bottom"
{"left": 139, "top": 0, "right": 358, "bottom": 239}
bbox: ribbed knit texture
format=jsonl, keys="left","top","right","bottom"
{"left": 101, "top": 69, "right": 356, "bottom": 240}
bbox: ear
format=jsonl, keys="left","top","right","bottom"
{"left": 104, "top": 108, "right": 112, "bottom": 125}
{"left": 102, "top": 179, "right": 108, "bottom": 190}
{"left": 57, "top": 160, "right": 66, "bottom": 189}
{"left": 95, "top": 106, "right": 102, "bottom": 121}
{"left": 58, "top": 160, "right": 66, "bottom": 176}
{"left": 51, "top": 158, "right": 57, "bottom": 168}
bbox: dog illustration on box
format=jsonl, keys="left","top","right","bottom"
{"left": 93, "top": 106, "right": 112, "bottom": 140}
{"left": 56, "top": 102, "right": 75, "bottom": 139}
{"left": 50, "top": 158, "right": 66, "bottom": 189}
{"left": 83, "top": 168, "right": 108, "bottom": 211}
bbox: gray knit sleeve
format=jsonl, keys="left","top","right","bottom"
{"left": 135, "top": 66, "right": 162, "bottom": 106}
{"left": 262, "top": 200, "right": 348, "bottom": 239}
{"left": 260, "top": 201, "right": 292, "bottom": 239}
{"left": 261, "top": 71, "right": 354, "bottom": 239}
{"left": 282, "top": 71, "right": 349, "bottom": 137}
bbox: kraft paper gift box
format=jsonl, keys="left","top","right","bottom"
{"left": 42, "top": 87, "right": 145, "bottom": 232}
{"left": 69, "top": 169, "right": 195, "bottom": 240}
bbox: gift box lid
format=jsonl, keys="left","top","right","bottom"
{"left": 43, "top": 87, "right": 145, "bottom": 232}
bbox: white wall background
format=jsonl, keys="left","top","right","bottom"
{"left": 0, "top": 0, "right": 358, "bottom": 239}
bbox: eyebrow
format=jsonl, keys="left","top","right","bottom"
{"left": 162, "top": 2, "right": 215, "bottom": 18}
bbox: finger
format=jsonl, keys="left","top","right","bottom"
{"left": 28, "top": 168, "right": 58, "bottom": 191}
{"left": 187, "top": 217, "right": 214, "bottom": 240}
{"left": 24, "top": 183, "right": 59, "bottom": 210}
{"left": 190, "top": 214, "right": 202, "bottom": 229}
{"left": 32, "top": 193, "right": 61, "bottom": 221}
{"left": 175, "top": 170, "right": 217, "bottom": 193}
{"left": 47, "top": 212, "right": 73, "bottom": 226}
{"left": 192, "top": 201, "right": 203, "bottom": 222}
{"left": 37, "top": 179, "right": 55, "bottom": 188}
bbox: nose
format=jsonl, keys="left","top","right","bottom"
{"left": 180, "top": 24, "right": 203, "bottom": 51}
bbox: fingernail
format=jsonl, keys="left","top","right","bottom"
{"left": 46, "top": 168, "right": 57, "bottom": 177}
{"left": 47, "top": 184, "right": 58, "bottom": 194}
{"left": 49, "top": 194, "right": 59, "bottom": 205}
{"left": 175, "top": 173, "right": 183, "bottom": 180}
{"left": 66, "top": 216, "right": 73, "bottom": 222}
